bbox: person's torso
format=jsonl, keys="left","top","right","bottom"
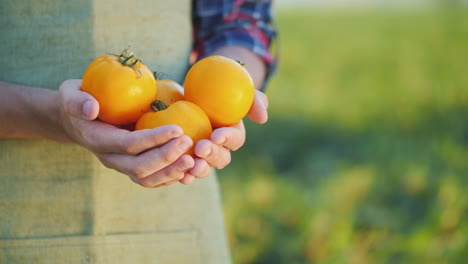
{"left": 0, "top": 1, "right": 231, "bottom": 263}
{"left": 0, "top": 0, "right": 192, "bottom": 88}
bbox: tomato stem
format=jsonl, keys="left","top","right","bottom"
{"left": 235, "top": 60, "right": 246, "bottom": 67}
{"left": 109, "top": 47, "right": 143, "bottom": 78}
{"left": 150, "top": 100, "right": 169, "bottom": 112}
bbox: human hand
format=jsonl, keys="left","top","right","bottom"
{"left": 179, "top": 90, "right": 268, "bottom": 184}
{"left": 58, "top": 79, "right": 195, "bottom": 188}
{"left": 178, "top": 121, "right": 245, "bottom": 184}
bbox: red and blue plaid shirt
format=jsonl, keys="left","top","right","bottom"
{"left": 192, "top": 0, "right": 277, "bottom": 89}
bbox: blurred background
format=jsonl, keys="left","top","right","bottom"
{"left": 218, "top": 0, "right": 468, "bottom": 263}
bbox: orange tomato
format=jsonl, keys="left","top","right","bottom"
{"left": 184, "top": 55, "right": 255, "bottom": 127}
{"left": 154, "top": 79, "right": 184, "bottom": 105}
{"left": 82, "top": 48, "right": 156, "bottom": 125}
{"left": 135, "top": 101, "right": 212, "bottom": 156}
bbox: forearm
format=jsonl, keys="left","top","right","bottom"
{"left": 0, "top": 81, "right": 71, "bottom": 142}
{"left": 209, "top": 46, "right": 266, "bottom": 91}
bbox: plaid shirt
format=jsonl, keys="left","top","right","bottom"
{"left": 192, "top": 0, "right": 277, "bottom": 89}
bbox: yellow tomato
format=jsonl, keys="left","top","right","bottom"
{"left": 184, "top": 55, "right": 255, "bottom": 127}
{"left": 135, "top": 100, "right": 212, "bottom": 156}
{"left": 82, "top": 48, "right": 156, "bottom": 125}
{"left": 155, "top": 79, "right": 184, "bottom": 105}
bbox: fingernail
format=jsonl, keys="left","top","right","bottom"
{"left": 170, "top": 128, "right": 183, "bottom": 138}
{"left": 82, "top": 100, "right": 93, "bottom": 119}
{"left": 178, "top": 140, "right": 191, "bottom": 152}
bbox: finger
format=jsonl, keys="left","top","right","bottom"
{"left": 83, "top": 124, "right": 183, "bottom": 154}
{"left": 179, "top": 174, "right": 196, "bottom": 185}
{"left": 195, "top": 139, "right": 231, "bottom": 170}
{"left": 256, "top": 89, "right": 269, "bottom": 109}
{"left": 188, "top": 158, "right": 213, "bottom": 179}
{"left": 117, "top": 125, "right": 184, "bottom": 155}
{"left": 99, "top": 136, "right": 193, "bottom": 179}
{"left": 131, "top": 154, "right": 195, "bottom": 188}
{"left": 210, "top": 122, "right": 246, "bottom": 151}
{"left": 59, "top": 79, "right": 99, "bottom": 120}
{"left": 247, "top": 90, "right": 268, "bottom": 124}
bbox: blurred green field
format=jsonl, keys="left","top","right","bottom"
{"left": 218, "top": 7, "right": 468, "bottom": 264}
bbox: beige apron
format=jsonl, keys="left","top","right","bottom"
{"left": 0, "top": 1, "right": 231, "bottom": 263}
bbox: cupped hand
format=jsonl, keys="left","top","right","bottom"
{"left": 179, "top": 121, "right": 245, "bottom": 184}
{"left": 57, "top": 79, "right": 195, "bottom": 188}
{"left": 179, "top": 89, "right": 268, "bottom": 184}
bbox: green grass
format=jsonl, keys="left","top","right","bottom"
{"left": 218, "top": 7, "right": 468, "bottom": 264}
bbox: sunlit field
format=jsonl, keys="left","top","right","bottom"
{"left": 219, "top": 6, "right": 468, "bottom": 264}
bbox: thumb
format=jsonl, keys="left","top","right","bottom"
{"left": 59, "top": 79, "right": 99, "bottom": 120}
{"left": 247, "top": 90, "right": 269, "bottom": 124}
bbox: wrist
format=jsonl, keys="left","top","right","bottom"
{"left": 22, "top": 87, "right": 73, "bottom": 143}
{"left": 38, "top": 89, "right": 75, "bottom": 143}
{"left": 0, "top": 81, "right": 74, "bottom": 142}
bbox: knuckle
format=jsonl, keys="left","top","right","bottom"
{"left": 120, "top": 138, "right": 138, "bottom": 155}
{"left": 231, "top": 146, "right": 241, "bottom": 152}
{"left": 231, "top": 142, "right": 243, "bottom": 151}
{"left": 129, "top": 166, "right": 148, "bottom": 179}
{"left": 139, "top": 181, "right": 153, "bottom": 188}
{"left": 61, "top": 99, "right": 74, "bottom": 115}
{"left": 81, "top": 131, "right": 101, "bottom": 151}
{"left": 195, "top": 169, "right": 210, "bottom": 179}
{"left": 130, "top": 177, "right": 153, "bottom": 188}
{"left": 81, "top": 130, "right": 95, "bottom": 144}
{"left": 161, "top": 169, "right": 180, "bottom": 181}
{"left": 215, "top": 154, "right": 231, "bottom": 170}
{"left": 59, "top": 81, "right": 75, "bottom": 104}
{"left": 58, "top": 80, "right": 70, "bottom": 92}
{"left": 232, "top": 133, "right": 246, "bottom": 151}
{"left": 162, "top": 148, "right": 178, "bottom": 164}
{"left": 205, "top": 167, "right": 213, "bottom": 177}
{"left": 201, "top": 166, "right": 213, "bottom": 178}
{"left": 98, "top": 157, "right": 112, "bottom": 169}
{"left": 96, "top": 156, "right": 115, "bottom": 170}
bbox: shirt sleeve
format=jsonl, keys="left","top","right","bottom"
{"left": 192, "top": 0, "right": 278, "bottom": 90}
